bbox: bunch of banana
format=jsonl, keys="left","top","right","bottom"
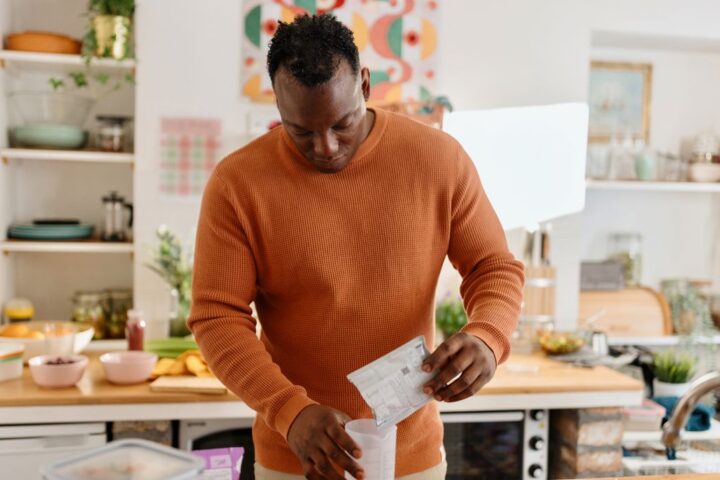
{"left": 151, "top": 349, "right": 214, "bottom": 378}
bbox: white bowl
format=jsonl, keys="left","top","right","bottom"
{"left": 0, "top": 322, "right": 94, "bottom": 363}
{"left": 29, "top": 354, "right": 88, "bottom": 388}
{"left": 688, "top": 163, "right": 720, "bottom": 182}
{"left": 100, "top": 351, "right": 157, "bottom": 384}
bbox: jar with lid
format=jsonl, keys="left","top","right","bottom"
{"left": 71, "top": 291, "right": 107, "bottom": 339}
{"left": 105, "top": 288, "right": 133, "bottom": 339}
{"left": 126, "top": 309, "right": 146, "bottom": 351}
{"left": 4, "top": 297, "right": 34, "bottom": 323}
{"left": 608, "top": 232, "right": 643, "bottom": 287}
{"left": 96, "top": 115, "right": 132, "bottom": 152}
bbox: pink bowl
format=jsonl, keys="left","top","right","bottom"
{"left": 100, "top": 351, "right": 157, "bottom": 384}
{"left": 28, "top": 354, "right": 88, "bottom": 388}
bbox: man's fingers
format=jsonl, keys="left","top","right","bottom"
{"left": 423, "top": 350, "right": 473, "bottom": 396}
{"left": 434, "top": 367, "right": 485, "bottom": 401}
{"left": 311, "top": 450, "right": 345, "bottom": 480}
{"left": 422, "top": 334, "right": 463, "bottom": 373}
{"left": 327, "top": 423, "right": 363, "bottom": 459}
{"left": 445, "top": 377, "right": 486, "bottom": 402}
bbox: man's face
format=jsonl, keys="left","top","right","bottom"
{"left": 273, "top": 60, "right": 371, "bottom": 173}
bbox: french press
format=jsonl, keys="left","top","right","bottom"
{"left": 102, "top": 191, "right": 133, "bottom": 242}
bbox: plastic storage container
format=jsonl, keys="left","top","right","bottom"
{"left": 41, "top": 438, "right": 204, "bottom": 480}
{"left": 0, "top": 343, "right": 24, "bottom": 382}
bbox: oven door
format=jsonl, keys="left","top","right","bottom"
{"left": 442, "top": 411, "right": 527, "bottom": 480}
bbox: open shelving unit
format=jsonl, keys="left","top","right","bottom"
{"left": 587, "top": 179, "right": 720, "bottom": 193}
{"left": 0, "top": 50, "right": 135, "bottom": 73}
{"left": 0, "top": 2, "right": 137, "bottom": 321}
{"left": 0, "top": 148, "right": 134, "bottom": 165}
{"left": 1, "top": 240, "right": 134, "bottom": 255}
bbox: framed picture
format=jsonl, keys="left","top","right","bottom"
{"left": 588, "top": 61, "right": 652, "bottom": 144}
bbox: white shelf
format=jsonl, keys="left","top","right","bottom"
{"left": 0, "top": 50, "right": 135, "bottom": 73}
{"left": 587, "top": 179, "right": 720, "bottom": 193}
{"left": 608, "top": 335, "right": 720, "bottom": 347}
{"left": 1, "top": 148, "right": 134, "bottom": 164}
{"left": 1, "top": 240, "right": 134, "bottom": 254}
{"left": 624, "top": 418, "right": 720, "bottom": 442}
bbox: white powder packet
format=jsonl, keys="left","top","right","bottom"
{"left": 347, "top": 336, "right": 435, "bottom": 428}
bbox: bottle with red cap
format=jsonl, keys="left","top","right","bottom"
{"left": 126, "top": 309, "right": 146, "bottom": 351}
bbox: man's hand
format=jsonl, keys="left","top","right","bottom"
{"left": 422, "top": 332, "right": 497, "bottom": 402}
{"left": 287, "top": 404, "right": 365, "bottom": 480}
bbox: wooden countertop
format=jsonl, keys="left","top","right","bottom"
{"left": 0, "top": 352, "right": 642, "bottom": 408}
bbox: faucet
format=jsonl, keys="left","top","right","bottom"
{"left": 662, "top": 371, "right": 720, "bottom": 451}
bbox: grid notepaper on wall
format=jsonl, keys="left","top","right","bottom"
{"left": 159, "top": 118, "right": 222, "bottom": 196}
{"left": 241, "top": 0, "right": 440, "bottom": 103}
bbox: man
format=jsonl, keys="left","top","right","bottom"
{"left": 189, "top": 13, "right": 523, "bottom": 480}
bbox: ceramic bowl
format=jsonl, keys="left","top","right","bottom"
{"left": 29, "top": 354, "right": 88, "bottom": 388}
{"left": 688, "top": 163, "right": 720, "bottom": 183}
{"left": 100, "top": 351, "right": 157, "bottom": 384}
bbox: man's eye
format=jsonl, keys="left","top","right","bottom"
{"left": 295, "top": 130, "right": 312, "bottom": 136}
{"left": 334, "top": 124, "right": 350, "bottom": 131}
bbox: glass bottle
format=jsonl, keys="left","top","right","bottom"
{"left": 126, "top": 309, "right": 146, "bottom": 351}
{"left": 608, "top": 233, "right": 643, "bottom": 287}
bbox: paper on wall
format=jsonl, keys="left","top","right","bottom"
{"left": 347, "top": 336, "right": 435, "bottom": 428}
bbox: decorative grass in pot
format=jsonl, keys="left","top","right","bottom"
{"left": 652, "top": 350, "right": 696, "bottom": 397}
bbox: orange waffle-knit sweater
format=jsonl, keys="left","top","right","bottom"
{"left": 188, "top": 108, "right": 524, "bottom": 476}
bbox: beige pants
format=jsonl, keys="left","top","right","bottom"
{"left": 254, "top": 461, "right": 447, "bottom": 480}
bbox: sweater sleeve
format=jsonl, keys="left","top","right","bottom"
{"left": 188, "top": 172, "right": 317, "bottom": 439}
{"left": 447, "top": 142, "right": 525, "bottom": 365}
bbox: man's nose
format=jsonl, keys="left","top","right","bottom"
{"left": 313, "top": 131, "right": 339, "bottom": 158}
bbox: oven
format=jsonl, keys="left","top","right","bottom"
{"left": 441, "top": 409, "right": 548, "bottom": 480}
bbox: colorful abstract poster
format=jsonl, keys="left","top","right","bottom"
{"left": 241, "top": 0, "right": 439, "bottom": 103}
{"left": 159, "top": 118, "right": 222, "bottom": 196}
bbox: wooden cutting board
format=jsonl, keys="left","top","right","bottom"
{"left": 578, "top": 287, "right": 673, "bottom": 337}
{"left": 149, "top": 376, "right": 227, "bottom": 395}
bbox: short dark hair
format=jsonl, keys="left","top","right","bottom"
{"left": 267, "top": 14, "right": 360, "bottom": 87}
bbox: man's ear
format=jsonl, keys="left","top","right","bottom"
{"left": 360, "top": 67, "right": 371, "bottom": 101}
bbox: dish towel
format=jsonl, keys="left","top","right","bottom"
{"left": 653, "top": 396, "right": 715, "bottom": 431}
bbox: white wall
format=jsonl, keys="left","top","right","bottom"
{"left": 134, "top": 0, "right": 248, "bottom": 336}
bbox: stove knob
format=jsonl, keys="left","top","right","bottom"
{"left": 530, "top": 409, "right": 546, "bottom": 421}
{"left": 528, "top": 464, "right": 544, "bottom": 479}
{"left": 529, "top": 435, "right": 545, "bottom": 451}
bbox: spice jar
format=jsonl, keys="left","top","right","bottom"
{"left": 608, "top": 232, "right": 643, "bottom": 287}
{"left": 71, "top": 291, "right": 107, "bottom": 339}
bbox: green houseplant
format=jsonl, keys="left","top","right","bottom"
{"left": 435, "top": 295, "right": 467, "bottom": 340}
{"left": 146, "top": 226, "right": 193, "bottom": 337}
{"left": 652, "top": 350, "right": 696, "bottom": 397}
{"left": 83, "top": 0, "right": 135, "bottom": 61}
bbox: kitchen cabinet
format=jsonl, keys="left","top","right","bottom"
{"left": 0, "top": 0, "right": 136, "bottom": 321}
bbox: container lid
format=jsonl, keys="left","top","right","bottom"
{"left": 0, "top": 343, "right": 25, "bottom": 360}
{"left": 41, "top": 438, "right": 203, "bottom": 480}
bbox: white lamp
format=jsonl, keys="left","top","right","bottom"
{"left": 443, "top": 103, "right": 588, "bottom": 230}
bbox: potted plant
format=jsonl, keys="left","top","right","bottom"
{"left": 145, "top": 226, "right": 193, "bottom": 337}
{"left": 435, "top": 295, "right": 467, "bottom": 341}
{"left": 83, "top": 0, "right": 135, "bottom": 61}
{"left": 652, "top": 350, "right": 696, "bottom": 397}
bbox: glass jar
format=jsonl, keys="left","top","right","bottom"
{"left": 608, "top": 233, "right": 643, "bottom": 287}
{"left": 105, "top": 288, "right": 133, "bottom": 339}
{"left": 96, "top": 115, "right": 132, "bottom": 152}
{"left": 71, "top": 291, "right": 108, "bottom": 339}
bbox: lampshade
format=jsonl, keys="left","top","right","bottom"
{"left": 443, "top": 103, "right": 588, "bottom": 230}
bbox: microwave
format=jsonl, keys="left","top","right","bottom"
{"left": 441, "top": 409, "right": 548, "bottom": 480}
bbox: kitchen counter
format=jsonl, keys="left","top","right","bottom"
{"left": 0, "top": 352, "right": 643, "bottom": 424}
